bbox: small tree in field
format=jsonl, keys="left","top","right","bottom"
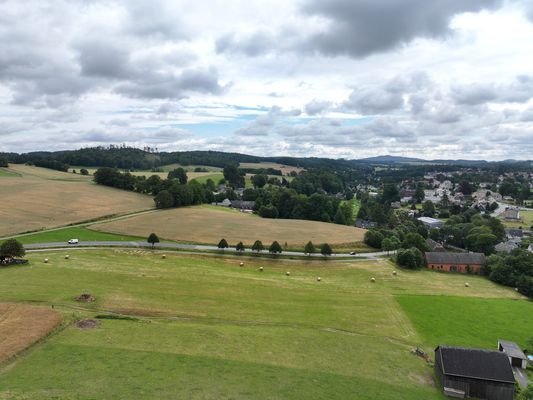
{"left": 80, "top": 168, "right": 89, "bottom": 176}
{"left": 147, "top": 233, "right": 160, "bottom": 249}
{"left": 304, "top": 241, "right": 315, "bottom": 255}
{"left": 218, "top": 238, "right": 229, "bottom": 249}
{"left": 252, "top": 240, "right": 264, "bottom": 252}
{"left": 0, "top": 239, "right": 25, "bottom": 258}
{"left": 269, "top": 241, "right": 282, "bottom": 254}
{"left": 236, "top": 241, "right": 245, "bottom": 252}
{"left": 320, "top": 243, "right": 332, "bottom": 256}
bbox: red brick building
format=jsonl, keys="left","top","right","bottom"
{"left": 425, "top": 252, "right": 486, "bottom": 274}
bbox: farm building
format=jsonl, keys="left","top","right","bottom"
{"left": 230, "top": 200, "right": 255, "bottom": 211}
{"left": 498, "top": 340, "right": 528, "bottom": 369}
{"left": 426, "top": 238, "right": 445, "bottom": 252}
{"left": 502, "top": 208, "right": 520, "bottom": 221}
{"left": 494, "top": 241, "right": 519, "bottom": 254}
{"left": 425, "top": 252, "right": 486, "bottom": 274}
{"left": 434, "top": 346, "right": 515, "bottom": 400}
{"left": 417, "top": 217, "right": 445, "bottom": 229}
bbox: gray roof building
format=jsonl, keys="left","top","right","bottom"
{"left": 425, "top": 252, "right": 486, "bottom": 265}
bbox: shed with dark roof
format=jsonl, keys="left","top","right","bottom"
{"left": 434, "top": 346, "right": 515, "bottom": 400}
{"left": 425, "top": 252, "right": 486, "bottom": 274}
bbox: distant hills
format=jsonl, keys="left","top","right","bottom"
{"left": 1, "top": 147, "right": 531, "bottom": 170}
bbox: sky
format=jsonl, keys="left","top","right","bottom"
{"left": 1, "top": 0, "right": 533, "bottom": 160}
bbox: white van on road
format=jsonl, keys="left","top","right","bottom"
{"left": 67, "top": 239, "right": 79, "bottom": 244}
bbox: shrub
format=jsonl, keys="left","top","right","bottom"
{"left": 396, "top": 247, "right": 424, "bottom": 269}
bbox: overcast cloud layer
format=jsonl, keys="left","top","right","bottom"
{"left": 1, "top": 0, "right": 533, "bottom": 160}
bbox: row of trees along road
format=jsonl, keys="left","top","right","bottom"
{"left": 218, "top": 239, "right": 333, "bottom": 256}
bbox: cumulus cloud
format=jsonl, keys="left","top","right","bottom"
{"left": 452, "top": 76, "right": 533, "bottom": 105}
{"left": 305, "top": 99, "right": 331, "bottom": 115}
{"left": 300, "top": 0, "right": 504, "bottom": 57}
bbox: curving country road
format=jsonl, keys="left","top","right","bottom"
{"left": 24, "top": 241, "right": 393, "bottom": 259}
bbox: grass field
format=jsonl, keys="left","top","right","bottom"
{"left": 396, "top": 295, "right": 533, "bottom": 349}
{"left": 91, "top": 205, "right": 366, "bottom": 248}
{"left": 9, "top": 226, "right": 145, "bottom": 244}
{"left": 0, "top": 250, "right": 529, "bottom": 399}
{"left": 239, "top": 162, "right": 304, "bottom": 176}
{"left": 0, "top": 165, "right": 154, "bottom": 237}
{"left": 0, "top": 303, "right": 62, "bottom": 363}
{"left": 500, "top": 209, "right": 533, "bottom": 229}
{"left": 189, "top": 172, "right": 224, "bottom": 185}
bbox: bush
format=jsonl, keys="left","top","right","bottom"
{"left": 218, "top": 238, "right": 229, "bottom": 249}
{"left": 396, "top": 247, "right": 424, "bottom": 269}
{"left": 80, "top": 168, "right": 89, "bottom": 176}
{"left": 259, "top": 205, "right": 278, "bottom": 218}
{"left": 364, "top": 230, "right": 384, "bottom": 249}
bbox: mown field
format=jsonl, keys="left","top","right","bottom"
{"left": 0, "top": 165, "right": 154, "bottom": 237}
{"left": 0, "top": 250, "right": 530, "bottom": 399}
{"left": 0, "top": 303, "right": 62, "bottom": 363}
{"left": 239, "top": 162, "right": 305, "bottom": 176}
{"left": 11, "top": 226, "right": 144, "bottom": 245}
{"left": 91, "top": 205, "right": 366, "bottom": 249}
{"left": 500, "top": 209, "right": 533, "bottom": 229}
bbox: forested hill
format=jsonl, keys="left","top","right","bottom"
{"left": 1, "top": 146, "right": 531, "bottom": 172}
{"left": 0, "top": 146, "right": 358, "bottom": 171}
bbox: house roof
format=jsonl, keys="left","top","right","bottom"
{"left": 435, "top": 346, "right": 515, "bottom": 384}
{"left": 425, "top": 252, "right": 486, "bottom": 265}
{"left": 498, "top": 340, "right": 527, "bottom": 360}
{"left": 230, "top": 200, "right": 255, "bottom": 210}
{"left": 426, "top": 238, "right": 444, "bottom": 251}
{"left": 495, "top": 241, "right": 518, "bottom": 253}
{"left": 417, "top": 217, "right": 444, "bottom": 225}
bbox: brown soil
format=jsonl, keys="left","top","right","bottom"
{"left": 75, "top": 319, "right": 100, "bottom": 329}
{"left": 0, "top": 303, "right": 62, "bottom": 362}
{"left": 76, "top": 294, "right": 96, "bottom": 302}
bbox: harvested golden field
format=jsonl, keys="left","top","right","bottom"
{"left": 93, "top": 205, "right": 365, "bottom": 247}
{"left": 239, "top": 162, "right": 305, "bottom": 176}
{"left": 67, "top": 166, "right": 218, "bottom": 181}
{"left": 0, "top": 303, "right": 62, "bottom": 362}
{"left": 0, "top": 165, "right": 154, "bottom": 236}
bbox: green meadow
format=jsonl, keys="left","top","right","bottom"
{"left": 7, "top": 226, "right": 144, "bottom": 245}
{"left": 0, "top": 250, "right": 530, "bottom": 399}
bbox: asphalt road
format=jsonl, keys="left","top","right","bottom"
{"left": 24, "top": 241, "right": 392, "bottom": 259}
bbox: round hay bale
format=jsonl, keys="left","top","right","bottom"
{"left": 161, "top": 254, "right": 166, "bottom": 259}
{"left": 392, "top": 270, "right": 397, "bottom": 276}
{"left": 239, "top": 262, "right": 244, "bottom": 267}
{"left": 286, "top": 271, "right": 290, "bottom": 276}
{"left": 259, "top": 267, "right": 263, "bottom": 272}
{"left": 76, "top": 293, "right": 96, "bottom": 303}
{"left": 515, "top": 287, "right": 519, "bottom": 292}
{"left": 44, "top": 258, "right": 49, "bottom": 263}
{"left": 317, "top": 277, "right": 321, "bottom": 282}
{"left": 65, "top": 255, "right": 69, "bottom": 260}
{"left": 464, "top": 282, "right": 470, "bottom": 287}
{"left": 370, "top": 277, "right": 376, "bottom": 283}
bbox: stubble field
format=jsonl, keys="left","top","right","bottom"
{"left": 0, "top": 165, "right": 154, "bottom": 237}
{"left": 91, "top": 205, "right": 366, "bottom": 248}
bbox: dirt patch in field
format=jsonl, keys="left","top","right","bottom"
{"left": 0, "top": 303, "right": 62, "bottom": 362}
{"left": 76, "top": 294, "right": 96, "bottom": 302}
{"left": 75, "top": 319, "right": 100, "bottom": 329}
